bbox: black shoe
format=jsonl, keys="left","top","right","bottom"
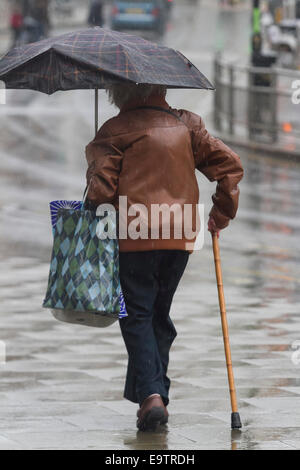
{"left": 137, "top": 395, "right": 167, "bottom": 431}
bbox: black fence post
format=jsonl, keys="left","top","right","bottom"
{"left": 247, "top": 67, "right": 254, "bottom": 140}
{"left": 270, "top": 69, "right": 278, "bottom": 143}
{"left": 214, "top": 55, "right": 221, "bottom": 132}
{"left": 229, "top": 65, "right": 235, "bottom": 135}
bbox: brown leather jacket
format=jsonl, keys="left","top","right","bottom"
{"left": 86, "top": 95, "right": 244, "bottom": 252}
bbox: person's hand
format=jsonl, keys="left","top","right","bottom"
{"left": 208, "top": 216, "right": 221, "bottom": 238}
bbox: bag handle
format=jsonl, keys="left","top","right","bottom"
{"left": 82, "top": 185, "right": 90, "bottom": 208}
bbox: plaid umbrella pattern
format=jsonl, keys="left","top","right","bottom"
{"left": 0, "top": 27, "right": 214, "bottom": 94}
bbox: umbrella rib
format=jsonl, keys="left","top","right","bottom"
{"left": 98, "top": 29, "right": 108, "bottom": 71}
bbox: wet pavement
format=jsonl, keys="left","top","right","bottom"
{"left": 1, "top": 0, "right": 300, "bottom": 451}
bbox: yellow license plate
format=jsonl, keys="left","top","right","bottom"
{"left": 126, "top": 8, "right": 143, "bottom": 14}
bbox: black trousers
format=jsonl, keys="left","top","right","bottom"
{"left": 119, "top": 250, "right": 190, "bottom": 407}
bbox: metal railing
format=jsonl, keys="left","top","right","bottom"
{"left": 213, "top": 54, "right": 300, "bottom": 150}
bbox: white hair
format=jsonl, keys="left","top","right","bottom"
{"left": 106, "top": 83, "right": 167, "bottom": 109}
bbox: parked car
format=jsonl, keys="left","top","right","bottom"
{"left": 110, "top": 0, "right": 167, "bottom": 34}
{"left": 267, "top": 19, "right": 300, "bottom": 68}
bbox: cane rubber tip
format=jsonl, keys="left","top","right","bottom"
{"left": 231, "top": 412, "right": 242, "bottom": 429}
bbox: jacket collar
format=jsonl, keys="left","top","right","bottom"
{"left": 120, "top": 95, "right": 170, "bottom": 114}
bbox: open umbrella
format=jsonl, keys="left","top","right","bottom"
{"left": 0, "top": 27, "right": 214, "bottom": 133}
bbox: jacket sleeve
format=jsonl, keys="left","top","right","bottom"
{"left": 85, "top": 123, "right": 124, "bottom": 207}
{"left": 191, "top": 117, "right": 244, "bottom": 229}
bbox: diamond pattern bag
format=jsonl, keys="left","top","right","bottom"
{"left": 43, "top": 203, "right": 126, "bottom": 328}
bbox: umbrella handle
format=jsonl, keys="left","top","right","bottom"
{"left": 212, "top": 233, "right": 242, "bottom": 429}
{"left": 95, "top": 89, "right": 99, "bottom": 136}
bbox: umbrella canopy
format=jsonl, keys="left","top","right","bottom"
{"left": 0, "top": 27, "right": 214, "bottom": 95}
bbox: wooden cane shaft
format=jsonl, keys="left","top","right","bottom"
{"left": 212, "top": 234, "right": 238, "bottom": 414}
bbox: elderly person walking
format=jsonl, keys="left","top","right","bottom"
{"left": 85, "top": 83, "right": 244, "bottom": 431}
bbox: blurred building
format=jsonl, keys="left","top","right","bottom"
{"left": 268, "top": 0, "right": 283, "bottom": 22}
{"left": 268, "top": 0, "right": 300, "bottom": 21}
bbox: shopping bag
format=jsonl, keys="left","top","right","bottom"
{"left": 43, "top": 200, "right": 127, "bottom": 328}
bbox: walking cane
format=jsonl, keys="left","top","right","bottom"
{"left": 211, "top": 233, "right": 242, "bottom": 429}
